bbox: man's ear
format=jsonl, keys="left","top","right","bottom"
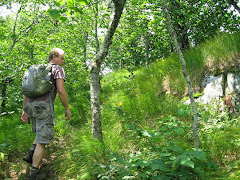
{"left": 52, "top": 55, "right": 57, "bottom": 62}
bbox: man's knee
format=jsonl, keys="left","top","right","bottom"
{"left": 36, "top": 143, "right": 46, "bottom": 149}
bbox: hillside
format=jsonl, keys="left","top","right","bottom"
{"left": 1, "top": 32, "right": 240, "bottom": 179}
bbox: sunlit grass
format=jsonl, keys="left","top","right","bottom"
{"left": 1, "top": 31, "right": 240, "bottom": 179}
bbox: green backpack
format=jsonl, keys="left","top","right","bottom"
{"left": 22, "top": 63, "right": 53, "bottom": 98}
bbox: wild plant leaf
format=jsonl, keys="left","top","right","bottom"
{"left": 160, "top": 126, "right": 168, "bottom": 131}
{"left": 164, "top": 132, "right": 173, "bottom": 136}
{"left": 138, "top": 160, "right": 150, "bottom": 168}
{"left": 180, "top": 155, "right": 194, "bottom": 168}
{"left": 127, "top": 124, "right": 136, "bottom": 130}
{"left": 160, "top": 153, "right": 172, "bottom": 157}
{"left": 209, "top": 160, "right": 219, "bottom": 170}
{"left": 172, "top": 158, "right": 181, "bottom": 170}
{"left": 178, "top": 109, "right": 189, "bottom": 116}
{"left": 142, "top": 130, "right": 154, "bottom": 138}
{"left": 150, "top": 159, "right": 170, "bottom": 171}
{"left": 170, "top": 143, "right": 182, "bottom": 152}
{"left": 173, "top": 128, "right": 183, "bottom": 134}
{"left": 193, "top": 150, "right": 206, "bottom": 161}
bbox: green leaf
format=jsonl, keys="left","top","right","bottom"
{"left": 57, "top": 0, "right": 66, "bottom": 5}
{"left": 169, "top": 144, "right": 182, "bottom": 153}
{"left": 72, "top": 7, "right": 83, "bottom": 14}
{"left": 48, "top": 9, "right": 60, "bottom": 20}
{"left": 150, "top": 159, "right": 170, "bottom": 171}
{"left": 59, "top": 16, "right": 68, "bottom": 22}
{"left": 127, "top": 124, "right": 136, "bottom": 130}
{"left": 173, "top": 128, "right": 183, "bottom": 134}
{"left": 180, "top": 155, "right": 194, "bottom": 168}
{"left": 163, "top": 132, "right": 173, "bottom": 136}
{"left": 76, "top": 0, "right": 87, "bottom": 5}
{"left": 160, "top": 153, "right": 172, "bottom": 157}
{"left": 209, "top": 160, "right": 219, "bottom": 170}
{"left": 193, "top": 150, "right": 206, "bottom": 161}
{"left": 172, "top": 158, "right": 181, "bottom": 170}
{"left": 67, "top": 0, "right": 75, "bottom": 8}
{"left": 139, "top": 160, "right": 150, "bottom": 168}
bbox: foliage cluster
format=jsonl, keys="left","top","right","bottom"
{"left": 0, "top": 1, "right": 240, "bottom": 178}
{"left": 38, "top": 32, "right": 240, "bottom": 179}
{"left": 95, "top": 117, "right": 218, "bottom": 180}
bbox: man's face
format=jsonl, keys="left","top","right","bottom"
{"left": 54, "top": 54, "right": 64, "bottom": 66}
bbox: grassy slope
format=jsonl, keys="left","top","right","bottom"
{"left": 58, "top": 32, "right": 240, "bottom": 179}
{"left": 1, "top": 32, "right": 240, "bottom": 179}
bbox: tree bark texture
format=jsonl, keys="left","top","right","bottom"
{"left": 90, "top": 0, "right": 127, "bottom": 140}
{"left": 162, "top": 0, "right": 200, "bottom": 148}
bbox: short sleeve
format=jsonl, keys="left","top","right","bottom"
{"left": 52, "top": 65, "right": 66, "bottom": 81}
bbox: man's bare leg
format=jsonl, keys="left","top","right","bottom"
{"left": 32, "top": 143, "right": 45, "bottom": 168}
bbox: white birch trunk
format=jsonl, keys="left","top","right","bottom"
{"left": 90, "top": 0, "right": 127, "bottom": 139}
{"left": 162, "top": 0, "right": 200, "bottom": 148}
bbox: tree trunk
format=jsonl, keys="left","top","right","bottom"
{"left": 1, "top": 80, "right": 7, "bottom": 113}
{"left": 162, "top": 0, "right": 200, "bottom": 148}
{"left": 1, "top": 78, "right": 13, "bottom": 113}
{"left": 90, "top": 0, "right": 127, "bottom": 140}
{"left": 95, "top": 0, "right": 100, "bottom": 53}
{"left": 90, "top": 65, "right": 102, "bottom": 139}
{"left": 84, "top": 32, "right": 88, "bottom": 71}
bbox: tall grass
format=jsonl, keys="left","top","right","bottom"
{"left": 1, "top": 32, "right": 240, "bottom": 179}
{"left": 202, "top": 32, "right": 240, "bottom": 74}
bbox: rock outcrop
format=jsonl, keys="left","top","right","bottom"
{"left": 186, "top": 72, "right": 240, "bottom": 114}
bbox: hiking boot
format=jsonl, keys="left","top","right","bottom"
{"left": 28, "top": 167, "right": 39, "bottom": 179}
{"left": 23, "top": 144, "right": 36, "bottom": 164}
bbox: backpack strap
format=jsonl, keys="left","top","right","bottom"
{"left": 40, "top": 63, "right": 53, "bottom": 79}
{"left": 49, "top": 86, "right": 56, "bottom": 125}
{"left": 48, "top": 63, "right": 56, "bottom": 125}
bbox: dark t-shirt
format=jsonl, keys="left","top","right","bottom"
{"left": 27, "top": 64, "right": 66, "bottom": 103}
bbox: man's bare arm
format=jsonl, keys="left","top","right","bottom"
{"left": 23, "top": 94, "right": 28, "bottom": 107}
{"left": 22, "top": 95, "right": 28, "bottom": 122}
{"left": 56, "top": 78, "right": 72, "bottom": 120}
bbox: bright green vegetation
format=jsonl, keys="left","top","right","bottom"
{"left": 1, "top": 32, "right": 240, "bottom": 179}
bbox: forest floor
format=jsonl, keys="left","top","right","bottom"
{"left": 8, "top": 137, "right": 67, "bottom": 180}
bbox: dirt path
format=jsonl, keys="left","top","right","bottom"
{"left": 9, "top": 137, "right": 66, "bottom": 180}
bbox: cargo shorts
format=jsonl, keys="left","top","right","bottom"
{"left": 24, "top": 101, "right": 54, "bottom": 144}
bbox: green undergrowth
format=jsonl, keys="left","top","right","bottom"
{"left": 1, "top": 32, "right": 240, "bottom": 179}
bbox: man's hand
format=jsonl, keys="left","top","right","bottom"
{"left": 65, "top": 109, "right": 72, "bottom": 120}
{"left": 21, "top": 111, "right": 28, "bottom": 123}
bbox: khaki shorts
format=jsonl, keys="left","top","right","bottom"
{"left": 24, "top": 101, "right": 54, "bottom": 144}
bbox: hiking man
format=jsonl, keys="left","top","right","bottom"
{"left": 21, "top": 48, "right": 72, "bottom": 179}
